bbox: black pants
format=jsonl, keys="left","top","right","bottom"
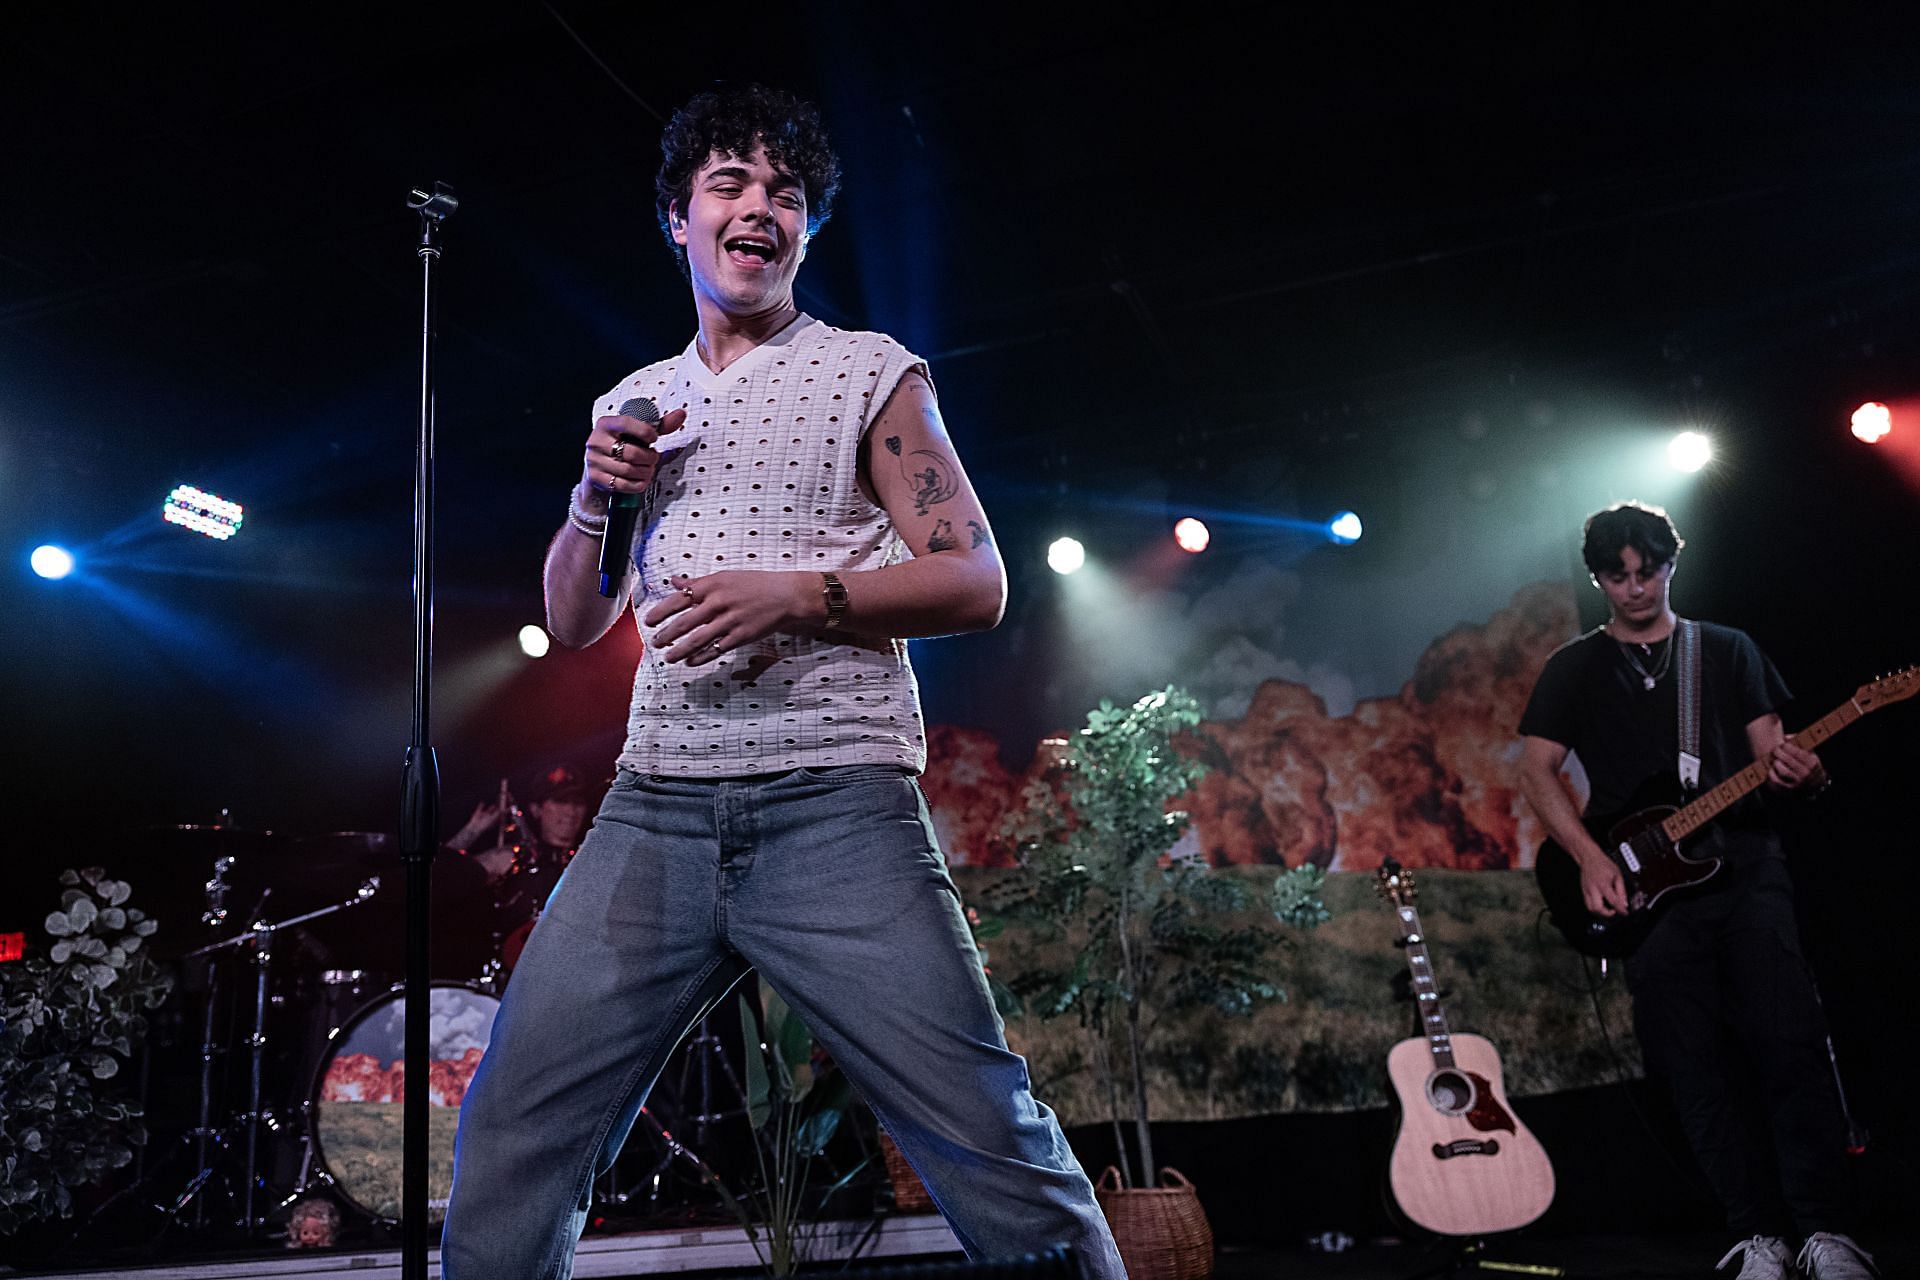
{"left": 1626, "top": 848, "right": 1853, "bottom": 1239}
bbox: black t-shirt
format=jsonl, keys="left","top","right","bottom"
{"left": 1518, "top": 621, "right": 1789, "bottom": 830}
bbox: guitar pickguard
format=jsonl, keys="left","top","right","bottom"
{"left": 1463, "top": 1072, "right": 1516, "bottom": 1135}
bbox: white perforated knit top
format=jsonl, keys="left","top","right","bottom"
{"left": 598, "top": 315, "right": 931, "bottom": 776}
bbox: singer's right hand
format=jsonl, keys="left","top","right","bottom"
{"left": 582, "top": 406, "right": 687, "bottom": 504}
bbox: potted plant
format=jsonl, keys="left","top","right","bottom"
{"left": 0, "top": 868, "right": 172, "bottom": 1236}
{"left": 987, "top": 687, "right": 1327, "bottom": 1278}
{"left": 706, "top": 979, "right": 868, "bottom": 1276}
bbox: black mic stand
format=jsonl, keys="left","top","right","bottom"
{"left": 401, "top": 179, "right": 456, "bottom": 1280}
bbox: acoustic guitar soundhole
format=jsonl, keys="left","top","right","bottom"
{"left": 1426, "top": 1069, "right": 1474, "bottom": 1115}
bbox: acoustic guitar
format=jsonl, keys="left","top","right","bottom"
{"left": 1375, "top": 861, "right": 1555, "bottom": 1237}
{"left": 1535, "top": 667, "right": 1918, "bottom": 958}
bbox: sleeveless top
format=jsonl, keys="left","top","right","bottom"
{"left": 595, "top": 315, "right": 931, "bottom": 776}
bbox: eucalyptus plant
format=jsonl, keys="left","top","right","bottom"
{"left": 990, "top": 687, "right": 1328, "bottom": 1187}
{"left": 0, "top": 868, "right": 173, "bottom": 1233}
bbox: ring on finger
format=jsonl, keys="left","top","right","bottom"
{"left": 610, "top": 439, "right": 627, "bottom": 461}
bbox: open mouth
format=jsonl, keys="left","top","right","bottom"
{"left": 724, "top": 237, "right": 777, "bottom": 268}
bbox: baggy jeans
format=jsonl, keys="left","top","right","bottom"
{"left": 440, "top": 765, "right": 1126, "bottom": 1279}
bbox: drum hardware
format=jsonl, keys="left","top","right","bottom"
{"left": 203, "top": 856, "right": 235, "bottom": 927}
{"left": 592, "top": 1013, "right": 750, "bottom": 1219}
{"left": 680, "top": 1015, "right": 748, "bottom": 1146}
{"left": 169, "top": 878, "right": 382, "bottom": 1232}
{"left": 599, "top": 1105, "right": 730, "bottom": 1213}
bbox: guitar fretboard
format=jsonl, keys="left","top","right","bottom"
{"left": 1662, "top": 698, "right": 1861, "bottom": 841}
{"left": 1395, "top": 903, "right": 1455, "bottom": 1069}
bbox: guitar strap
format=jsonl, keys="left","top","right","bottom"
{"left": 1676, "top": 618, "right": 1702, "bottom": 794}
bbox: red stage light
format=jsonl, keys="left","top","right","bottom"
{"left": 1173, "top": 517, "right": 1210, "bottom": 554}
{"left": 1851, "top": 402, "right": 1892, "bottom": 444}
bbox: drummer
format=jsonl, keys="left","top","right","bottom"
{"left": 447, "top": 764, "right": 600, "bottom": 885}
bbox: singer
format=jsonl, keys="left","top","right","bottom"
{"left": 440, "top": 84, "right": 1126, "bottom": 1279}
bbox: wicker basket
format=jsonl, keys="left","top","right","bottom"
{"left": 1094, "top": 1166, "right": 1214, "bottom": 1280}
{"left": 878, "top": 1130, "right": 935, "bottom": 1213}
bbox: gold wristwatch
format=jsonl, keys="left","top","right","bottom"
{"left": 821, "top": 572, "right": 849, "bottom": 630}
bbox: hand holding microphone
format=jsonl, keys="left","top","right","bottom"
{"left": 583, "top": 398, "right": 687, "bottom": 596}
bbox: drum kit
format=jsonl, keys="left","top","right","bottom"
{"left": 90, "top": 807, "right": 750, "bottom": 1243}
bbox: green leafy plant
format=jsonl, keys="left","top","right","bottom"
{"left": 990, "top": 687, "right": 1328, "bottom": 1187}
{"left": 710, "top": 979, "right": 867, "bottom": 1276}
{"left": 0, "top": 868, "right": 173, "bottom": 1233}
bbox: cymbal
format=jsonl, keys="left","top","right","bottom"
{"left": 135, "top": 823, "right": 279, "bottom": 860}
{"left": 265, "top": 834, "right": 495, "bottom": 973}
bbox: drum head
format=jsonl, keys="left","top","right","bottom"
{"left": 310, "top": 982, "right": 500, "bottom": 1222}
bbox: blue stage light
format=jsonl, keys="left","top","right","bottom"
{"left": 1328, "top": 511, "right": 1363, "bottom": 544}
{"left": 30, "top": 545, "right": 75, "bottom": 579}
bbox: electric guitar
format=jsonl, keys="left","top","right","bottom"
{"left": 1535, "top": 667, "right": 1918, "bottom": 958}
{"left": 1376, "top": 861, "right": 1555, "bottom": 1237}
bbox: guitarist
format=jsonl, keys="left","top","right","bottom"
{"left": 1515, "top": 501, "right": 1873, "bottom": 1280}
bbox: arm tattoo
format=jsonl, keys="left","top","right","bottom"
{"left": 926, "top": 518, "right": 959, "bottom": 552}
{"left": 968, "top": 520, "right": 990, "bottom": 549}
{"left": 904, "top": 451, "right": 957, "bottom": 515}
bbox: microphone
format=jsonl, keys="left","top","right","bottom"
{"left": 598, "top": 396, "right": 661, "bottom": 597}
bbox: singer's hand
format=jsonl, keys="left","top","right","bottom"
{"left": 644, "top": 571, "right": 819, "bottom": 665}
{"left": 582, "top": 406, "right": 687, "bottom": 505}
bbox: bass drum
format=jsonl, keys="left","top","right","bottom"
{"left": 309, "top": 981, "right": 501, "bottom": 1222}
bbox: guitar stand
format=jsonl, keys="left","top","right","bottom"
{"left": 1401, "top": 1237, "right": 1568, "bottom": 1279}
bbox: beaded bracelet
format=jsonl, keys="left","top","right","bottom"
{"left": 568, "top": 489, "right": 609, "bottom": 538}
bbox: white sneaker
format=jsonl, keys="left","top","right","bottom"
{"left": 1716, "top": 1235, "right": 1793, "bottom": 1280}
{"left": 1796, "top": 1232, "right": 1878, "bottom": 1279}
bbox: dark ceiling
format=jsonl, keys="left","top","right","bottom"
{"left": 6, "top": 5, "right": 1919, "bottom": 836}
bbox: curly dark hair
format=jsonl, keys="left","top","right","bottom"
{"left": 654, "top": 84, "right": 842, "bottom": 278}
{"left": 1581, "top": 500, "right": 1685, "bottom": 576}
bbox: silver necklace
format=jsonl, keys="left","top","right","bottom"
{"left": 1618, "top": 635, "right": 1673, "bottom": 692}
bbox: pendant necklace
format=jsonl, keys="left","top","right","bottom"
{"left": 1618, "top": 634, "right": 1674, "bottom": 692}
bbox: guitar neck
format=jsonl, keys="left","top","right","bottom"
{"left": 1392, "top": 900, "right": 1456, "bottom": 1070}
{"left": 1663, "top": 697, "right": 1862, "bottom": 841}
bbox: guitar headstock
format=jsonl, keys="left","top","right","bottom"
{"left": 1374, "top": 858, "right": 1416, "bottom": 910}
{"left": 1854, "top": 666, "right": 1920, "bottom": 713}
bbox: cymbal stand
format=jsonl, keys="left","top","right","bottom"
{"left": 598, "top": 1014, "right": 746, "bottom": 1215}
{"left": 605, "top": 1106, "right": 731, "bottom": 1213}
{"left": 683, "top": 1014, "right": 746, "bottom": 1148}
{"left": 182, "top": 879, "right": 382, "bottom": 1233}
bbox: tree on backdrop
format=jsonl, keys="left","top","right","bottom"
{"left": 987, "top": 687, "right": 1329, "bottom": 1186}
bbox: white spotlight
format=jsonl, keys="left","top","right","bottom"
{"left": 518, "top": 625, "right": 552, "bottom": 658}
{"left": 1047, "top": 536, "right": 1086, "bottom": 575}
{"left": 30, "top": 545, "right": 75, "bottom": 580}
{"left": 1172, "top": 518, "right": 1210, "bottom": 554}
{"left": 1328, "top": 511, "right": 1363, "bottom": 545}
{"left": 162, "top": 484, "right": 245, "bottom": 540}
{"left": 1851, "top": 402, "right": 1892, "bottom": 445}
{"left": 1668, "top": 431, "right": 1712, "bottom": 472}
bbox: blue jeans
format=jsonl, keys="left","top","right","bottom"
{"left": 441, "top": 766, "right": 1124, "bottom": 1279}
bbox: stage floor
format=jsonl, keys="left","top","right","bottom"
{"left": 0, "top": 1215, "right": 958, "bottom": 1279}
{"left": 1215, "top": 1230, "right": 1908, "bottom": 1279}
{"left": 3, "top": 1228, "right": 1908, "bottom": 1280}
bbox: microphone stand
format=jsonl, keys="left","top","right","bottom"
{"left": 401, "top": 179, "right": 456, "bottom": 1280}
